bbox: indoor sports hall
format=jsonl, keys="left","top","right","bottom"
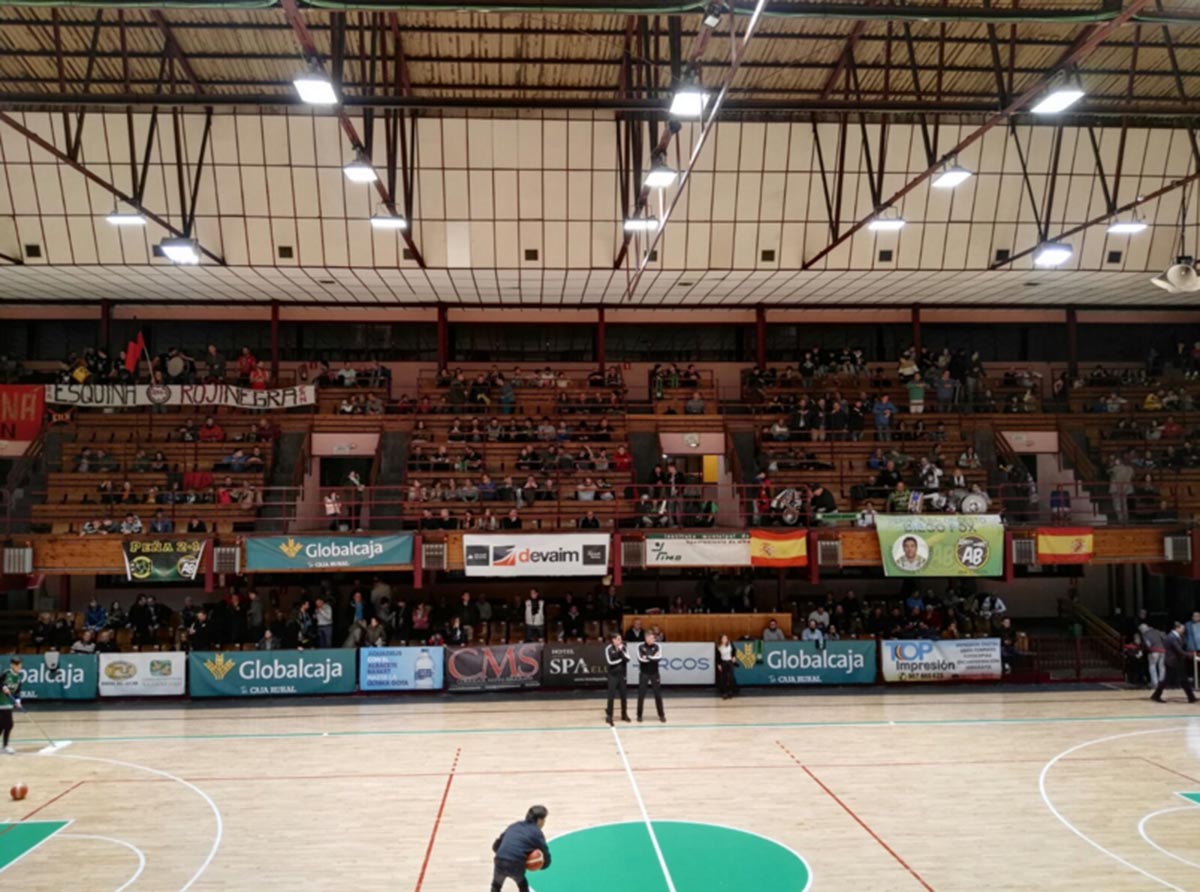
{"left": 2, "top": 2, "right": 1200, "bottom": 891}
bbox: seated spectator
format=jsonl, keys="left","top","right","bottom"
{"left": 958, "top": 446, "right": 982, "bottom": 469}
{"left": 70, "top": 630, "right": 97, "bottom": 654}
{"left": 579, "top": 510, "right": 601, "bottom": 529}
{"left": 684, "top": 392, "right": 707, "bottom": 414}
{"left": 576, "top": 477, "right": 598, "bottom": 501}
{"left": 149, "top": 510, "right": 174, "bottom": 534}
{"left": 887, "top": 481, "right": 913, "bottom": 513}
{"left": 801, "top": 619, "right": 824, "bottom": 642}
{"left": 856, "top": 501, "right": 878, "bottom": 528}
{"left": 198, "top": 415, "right": 226, "bottom": 442}
{"left": 150, "top": 450, "right": 169, "bottom": 472}
{"left": 873, "top": 460, "right": 902, "bottom": 490}
{"left": 84, "top": 599, "right": 106, "bottom": 632}
{"left": 625, "top": 618, "right": 646, "bottom": 643}
{"left": 120, "top": 512, "right": 143, "bottom": 534}
{"left": 501, "top": 508, "right": 523, "bottom": 530}
{"left": 762, "top": 619, "right": 786, "bottom": 642}
{"left": 809, "top": 483, "right": 837, "bottom": 520}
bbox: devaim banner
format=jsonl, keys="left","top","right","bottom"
{"left": 44, "top": 382, "right": 316, "bottom": 409}
{"left": 463, "top": 534, "right": 610, "bottom": 577}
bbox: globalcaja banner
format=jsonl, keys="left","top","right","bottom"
{"left": 0, "top": 384, "right": 44, "bottom": 456}
{"left": 880, "top": 638, "right": 1003, "bottom": 682}
{"left": 1, "top": 653, "right": 97, "bottom": 700}
{"left": 625, "top": 642, "right": 714, "bottom": 686}
{"left": 188, "top": 650, "right": 357, "bottom": 697}
{"left": 541, "top": 643, "right": 608, "bottom": 687}
{"left": 98, "top": 651, "right": 187, "bottom": 697}
{"left": 732, "top": 640, "right": 876, "bottom": 686}
{"left": 445, "top": 643, "right": 543, "bottom": 691}
{"left": 245, "top": 533, "right": 414, "bottom": 571}
{"left": 359, "top": 647, "right": 444, "bottom": 692}
{"left": 874, "top": 514, "right": 1005, "bottom": 578}
{"left": 44, "top": 382, "right": 316, "bottom": 409}
{"left": 644, "top": 533, "right": 750, "bottom": 568}
{"left": 463, "top": 534, "right": 609, "bottom": 577}
{"left": 122, "top": 538, "right": 206, "bottom": 582}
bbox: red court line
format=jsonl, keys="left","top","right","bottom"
{"left": 776, "top": 740, "right": 935, "bottom": 892}
{"left": 0, "top": 780, "right": 86, "bottom": 845}
{"left": 1141, "top": 757, "right": 1200, "bottom": 785}
{"left": 414, "top": 747, "right": 461, "bottom": 892}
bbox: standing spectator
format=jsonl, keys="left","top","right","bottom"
{"left": 935, "top": 370, "right": 959, "bottom": 413}
{"left": 456, "top": 592, "right": 479, "bottom": 643}
{"left": 1186, "top": 611, "right": 1200, "bottom": 653}
{"left": 245, "top": 591, "right": 264, "bottom": 641}
{"left": 624, "top": 618, "right": 646, "bottom": 643}
{"left": 1140, "top": 622, "right": 1166, "bottom": 691}
{"left": 524, "top": 589, "right": 546, "bottom": 642}
{"left": 716, "top": 634, "right": 737, "bottom": 700}
{"left": 315, "top": 597, "right": 334, "bottom": 648}
{"left": 873, "top": 395, "right": 895, "bottom": 441}
{"left": 1108, "top": 456, "right": 1133, "bottom": 524}
{"left": 1151, "top": 621, "right": 1197, "bottom": 703}
{"left": 204, "top": 344, "right": 227, "bottom": 382}
{"left": 906, "top": 374, "right": 928, "bottom": 415}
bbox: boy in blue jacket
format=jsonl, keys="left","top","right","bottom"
{"left": 491, "top": 805, "right": 551, "bottom": 891}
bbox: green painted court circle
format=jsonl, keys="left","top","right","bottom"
{"left": 528, "top": 820, "right": 811, "bottom": 892}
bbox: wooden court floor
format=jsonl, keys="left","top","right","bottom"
{"left": 3, "top": 688, "right": 1200, "bottom": 891}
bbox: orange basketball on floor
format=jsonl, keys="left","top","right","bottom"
{"left": 10, "top": 783, "right": 28, "bottom": 801}
{"left": 525, "top": 849, "right": 545, "bottom": 871}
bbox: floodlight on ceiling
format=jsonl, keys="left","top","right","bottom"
{"left": 644, "top": 154, "right": 678, "bottom": 189}
{"left": 343, "top": 150, "right": 378, "bottom": 183}
{"left": 623, "top": 217, "right": 659, "bottom": 233}
{"left": 293, "top": 66, "right": 338, "bottom": 106}
{"left": 670, "top": 70, "right": 710, "bottom": 119}
{"left": 370, "top": 213, "right": 409, "bottom": 230}
{"left": 703, "top": 1, "right": 724, "bottom": 28}
{"left": 931, "top": 164, "right": 973, "bottom": 189}
{"left": 159, "top": 237, "right": 201, "bottom": 265}
{"left": 105, "top": 212, "right": 146, "bottom": 226}
{"left": 867, "top": 212, "right": 906, "bottom": 232}
{"left": 1033, "top": 242, "right": 1073, "bottom": 267}
{"left": 1030, "top": 87, "right": 1085, "bottom": 114}
{"left": 1106, "top": 219, "right": 1148, "bottom": 235}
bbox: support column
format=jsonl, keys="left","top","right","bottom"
{"left": 270, "top": 300, "right": 280, "bottom": 384}
{"left": 597, "top": 307, "right": 607, "bottom": 371}
{"left": 1066, "top": 307, "right": 1078, "bottom": 379}
{"left": 755, "top": 306, "right": 767, "bottom": 368}
{"left": 436, "top": 305, "right": 449, "bottom": 368}
{"left": 99, "top": 299, "right": 111, "bottom": 353}
{"left": 911, "top": 304, "right": 922, "bottom": 354}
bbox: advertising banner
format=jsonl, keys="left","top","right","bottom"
{"left": 625, "top": 642, "right": 714, "bottom": 685}
{"left": 749, "top": 529, "right": 809, "bottom": 567}
{"left": 444, "top": 643, "right": 543, "bottom": 690}
{"left": 1, "top": 653, "right": 96, "bottom": 700}
{"left": 875, "top": 514, "right": 1005, "bottom": 578}
{"left": 0, "top": 385, "right": 44, "bottom": 456}
{"left": 98, "top": 651, "right": 187, "bottom": 697}
{"left": 541, "top": 643, "right": 608, "bottom": 687}
{"left": 644, "top": 533, "right": 750, "bottom": 568}
{"left": 463, "top": 534, "right": 609, "bottom": 577}
{"left": 358, "top": 647, "right": 444, "bottom": 692}
{"left": 188, "top": 650, "right": 357, "bottom": 697}
{"left": 44, "top": 382, "right": 316, "bottom": 409}
{"left": 732, "top": 640, "right": 876, "bottom": 686}
{"left": 1035, "top": 527, "right": 1094, "bottom": 564}
{"left": 122, "top": 538, "right": 206, "bottom": 582}
{"left": 881, "top": 638, "right": 1003, "bottom": 682}
{"left": 245, "top": 533, "right": 414, "bottom": 571}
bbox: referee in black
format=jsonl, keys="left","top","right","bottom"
{"left": 604, "top": 632, "right": 631, "bottom": 725}
{"left": 637, "top": 631, "right": 666, "bottom": 723}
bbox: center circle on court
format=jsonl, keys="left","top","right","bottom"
{"left": 528, "top": 820, "right": 811, "bottom": 892}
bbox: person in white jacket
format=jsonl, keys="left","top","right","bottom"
{"left": 524, "top": 589, "right": 546, "bottom": 642}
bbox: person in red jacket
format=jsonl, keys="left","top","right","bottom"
{"left": 236, "top": 347, "right": 257, "bottom": 384}
{"left": 610, "top": 445, "right": 633, "bottom": 471}
{"left": 198, "top": 415, "right": 226, "bottom": 442}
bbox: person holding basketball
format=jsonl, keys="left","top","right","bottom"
{"left": 1, "top": 656, "right": 22, "bottom": 754}
{"left": 491, "top": 805, "right": 551, "bottom": 892}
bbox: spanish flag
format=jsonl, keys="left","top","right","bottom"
{"left": 750, "top": 529, "right": 808, "bottom": 567}
{"left": 1036, "top": 527, "right": 1094, "bottom": 564}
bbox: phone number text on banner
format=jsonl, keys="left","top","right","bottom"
{"left": 463, "top": 534, "right": 609, "bottom": 577}
{"left": 99, "top": 652, "right": 187, "bottom": 697}
{"left": 881, "top": 638, "right": 1003, "bottom": 682}
{"left": 875, "top": 514, "right": 1005, "bottom": 577}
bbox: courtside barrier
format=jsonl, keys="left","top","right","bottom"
{"left": 188, "top": 649, "right": 357, "bottom": 697}
{"left": 99, "top": 651, "right": 187, "bottom": 697}
{"left": 880, "top": 638, "right": 1002, "bottom": 682}
{"left": 1, "top": 653, "right": 97, "bottom": 700}
{"left": 732, "top": 640, "right": 876, "bottom": 686}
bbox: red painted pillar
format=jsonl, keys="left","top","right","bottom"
{"left": 99, "top": 299, "right": 111, "bottom": 353}
{"left": 270, "top": 300, "right": 280, "bottom": 385}
{"left": 1066, "top": 307, "right": 1078, "bottom": 379}
{"left": 413, "top": 533, "right": 423, "bottom": 590}
{"left": 204, "top": 538, "right": 215, "bottom": 594}
{"left": 911, "top": 304, "right": 922, "bottom": 354}
{"left": 755, "top": 306, "right": 767, "bottom": 368}
{"left": 612, "top": 533, "right": 622, "bottom": 587}
{"left": 597, "top": 307, "right": 606, "bottom": 371}
{"left": 57, "top": 575, "right": 70, "bottom": 612}
{"left": 807, "top": 530, "right": 820, "bottom": 584}
{"left": 436, "top": 305, "right": 449, "bottom": 368}
{"left": 1003, "top": 531, "right": 1015, "bottom": 582}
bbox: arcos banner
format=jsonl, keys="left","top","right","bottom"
{"left": 624, "top": 642, "right": 714, "bottom": 686}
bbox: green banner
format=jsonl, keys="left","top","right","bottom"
{"left": 245, "top": 534, "right": 413, "bottom": 571}
{"left": 875, "top": 514, "right": 1004, "bottom": 577}
{"left": 732, "top": 641, "right": 876, "bottom": 685}
{"left": 188, "top": 650, "right": 357, "bottom": 697}
{"left": 1, "top": 653, "right": 97, "bottom": 700}
{"left": 122, "top": 538, "right": 206, "bottom": 582}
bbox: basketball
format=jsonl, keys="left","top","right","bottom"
{"left": 10, "top": 783, "right": 28, "bottom": 802}
{"left": 525, "top": 850, "right": 545, "bottom": 871}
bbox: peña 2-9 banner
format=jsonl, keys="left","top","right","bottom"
{"left": 874, "top": 514, "right": 1004, "bottom": 578}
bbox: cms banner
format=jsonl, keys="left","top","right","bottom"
{"left": 463, "top": 534, "right": 609, "bottom": 577}
{"left": 445, "top": 644, "right": 543, "bottom": 691}
{"left": 188, "top": 650, "right": 357, "bottom": 697}
{"left": 625, "top": 643, "right": 714, "bottom": 686}
{"left": 881, "top": 638, "right": 1003, "bottom": 682}
{"left": 99, "top": 652, "right": 187, "bottom": 697}
{"left": 359, "top": 647, "right": 444, "bottom": 692}
{"left": 1, "top": 653, "right": 96, "bottom": 700}
{"left": 733, "top": 641, "right": 876, "bottom": 686}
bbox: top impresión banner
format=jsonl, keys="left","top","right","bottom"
{"left": 44, "top": 382, "right": 316, "bottom": 409}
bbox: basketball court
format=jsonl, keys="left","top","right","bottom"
{"left": 4, "top": 689, "right": 1200, "bottom": 891}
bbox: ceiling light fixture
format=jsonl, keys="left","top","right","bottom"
{"left": 343, "top": 150, "right": 378, "bottom": 183}
{"left": 370, "top": 213, "right": 409, "bottom": 230}
{"left": 670, "top": 70, "right": 710, "bottom": 119}
{"left": 623, "top": 218, "right": 659, "bottom": 233}
{"left": 159, "top": 237, "right": 200, "bottom": 265}
{"left": 105, "top": 212, "right": 146, "bottom": 226}
{"left": 293, "top": 66, "right": 338, "bottom": 106}
{"left": 867, "top": 212, "right": 906, "bottom": 232}
{"left": 931, "top": 164, "right": 973, "bottom": 189}
{"left": 1030, "top": 86, "right": 1085, "bottom": 114}
{"left": 644, "top": 154, "right": 678, "bottom": 189}
{"left": 703, "top": 2, "right": 724, "bottom": 28}
{"left": 1106, "top": 220, "right": 1148, "bottom": 235}
{"left": 1033, "top": 242, "right": 1073, "bottom": 267}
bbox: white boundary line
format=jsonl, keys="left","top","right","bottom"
{"left": 611, "top": 726, "right": 678, "bottom": 892}
{"left": 31, "top": 751, "right": 222, "bottom": 892}
{"left": 1138, "top": 806, "right": 1200, "bottom": 872}
{"left": 0, "top": 818, "right": 73, "bottom": 877}
{"left": 530, "top": 819, "right": 813, "bottom": 892}
{"left": 59, "top": 833, "right": 147, "bottom": 892}
{"left": 1038, "top": 724, "right": 1188, "bottom": 892}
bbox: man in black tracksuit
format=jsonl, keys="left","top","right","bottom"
{"left": 605, "top": 632, "right": 631, "bottom": 725}
{"left": 637, "top": 632, "right": 666, "bottom": 723}
{"left": 491, "top": 805, "right": 551, "bottom": 892}
{"left": 1152, "top": 621, "right": 1197, "bottom": 703}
